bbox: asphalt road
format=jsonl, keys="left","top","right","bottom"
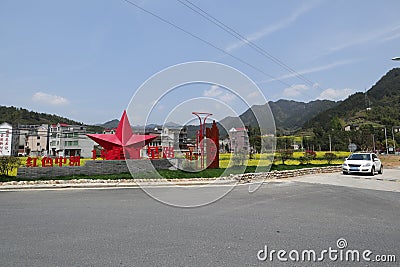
{"left": 1, "top": 173, "right": 399, "bottom": 266}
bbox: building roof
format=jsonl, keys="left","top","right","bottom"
{"left": 229, "top": 127, "right": 247, "bottom": 132}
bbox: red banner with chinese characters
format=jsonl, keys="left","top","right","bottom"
{"left": 25, "top": 156, "right": 81, "bottom": 167}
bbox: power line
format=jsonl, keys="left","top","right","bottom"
{"left": 177, "top": 0, "right": 318, "bottom": 88}
{"left": 121, "top": 0, "right": 293, "bottom": 88}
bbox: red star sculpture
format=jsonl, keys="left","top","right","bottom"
{"left": 87, "top": 110, "right": 157, "bottom": 159}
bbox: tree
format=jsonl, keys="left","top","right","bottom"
{"left": 330, "top": 116, "right": 344, "bottom": 131}
{"left": 247, "top": 125, "right": 261, "bottom": 153}
{"left": 299, "top": 150, "right": 316, "bottom": 164}
{"left": 275, "top": 150, "right": 293, "bottom": 165}
{"left": 324, "top": 152, "right": 337, "bottom": 164}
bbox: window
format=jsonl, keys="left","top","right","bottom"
{"left": 64, "top": 133, "right": 74, "bottom": 138}
{"left": 64, "top": 141, "right": 78, "bottom": 146}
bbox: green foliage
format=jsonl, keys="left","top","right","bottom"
{"left": 219, "top": 99, "right": 339, "bottom": 135}
{"left": 305, "top": 68, "right": 400, "bottom": 132}
{"left": 305, "top": 150, "right": 317, "bottom": 159}
{"left": 247, "top": 125, "right": 261, "bottom": 153}
{"left": 0, "top": 156, "right": 21, "bottom": 176}
{"left": 330, "top": 116, "right": 344, "bottom": 131}
{"left": 324, "top": 153, "right": 337, "bottom": 164}
{"left": 276, "top": 135, "right": 299, "bottom": 150}
{"left": 267, "top": 99, "right": 339, "bottom": 132}
{"left": 298, "top": 150, "right": 316, "bottom": 164}
{"left": 302, "top": 68, "right": 400, "bottom": 151}
{"left": 0, "top": 106, "right": 104, "bottom": 133}
{"left": 276, "top": 149, "right": 293, "bottom": 165}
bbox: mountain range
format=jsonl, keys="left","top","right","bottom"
{"left": 2, "top": 68, "right": 399, "bottom": 136}
{"left": 218, "top": 99, "right": 340, "bottom": 134}
{"left": 304, "top": 68, "right": 400, "bottom": 130}
{"left": 92, "top": 99, "right": 339, "bottom": 138}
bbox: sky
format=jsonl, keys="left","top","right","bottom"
{"left": 1, "top": 0, "right": 400, "bottom": 125}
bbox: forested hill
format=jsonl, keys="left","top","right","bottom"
{"left": 268, "top": 99, "right": 340, "bottom": 130}
{"left": 0, "top": 106, "right": 103, "bottom": 132}
{"left": 303, "top": 68, "right": 400, "bottom": 130}
{"left": 219, "top": 99, "right": 339, "bottom": 133}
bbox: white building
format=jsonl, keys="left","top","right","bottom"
{"left": 0, "top": 122, "right": 19, "bottom": 156}
{"left": 161, "top": 126, "right": 187, "bottom": 150}
{"left": 229, "top": 127, "right": 249, "bottom": 153}
{"left": 49, "top": 123, "right": 95, "bottom": 158}
{"left": 24, "top": 124, "right": 49, "bottom": 156}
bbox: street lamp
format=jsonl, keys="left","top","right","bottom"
{"left": 393, "top": 126, "right": 399, "bottom": 154}
{"left": 192, "top": 112, "right": 212, "bottom": 169}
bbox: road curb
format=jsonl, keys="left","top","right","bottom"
{"left": 0, "top": 166, "right": 342, "bottom": 191}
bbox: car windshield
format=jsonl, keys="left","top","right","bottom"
{"left": 347, "top": 154, "right": 371, "bottom": 160}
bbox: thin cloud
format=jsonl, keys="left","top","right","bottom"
{"left": 326, "top": 24, "right": 400, "bottom": 54}
{"left": 225, "top": 1, "right": 319, "bottom": 52}
{"left": 379, "top": 30, "right": 400, "bottom": 43}
{"left": 203, "top": 85, "right": 223, "bottom": 97}
{"left": 247, "top": 91, "right": 259, "bottom": 99}
{"left": 32, "top": 92, "right": 69, "bottom": 105}
{"left": 317, "top": 88, "right": 355, "bottom": 100}
{"left": 219, "top": 93, "right": 236, "bottom": 103}
{"left": 283, "top": 84, "right": 309, "bottom": 97}
{"left": 203, "top": 85, "right": 236, "bottom": 103}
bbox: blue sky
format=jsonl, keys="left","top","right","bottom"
{"left": 1, "top": 0, "right": 399, "bottom": 125}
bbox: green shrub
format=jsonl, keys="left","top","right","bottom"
{"left": 0, "top": 156, "right": 21, "bottom": 176}
{"left": 276, "top": 150, "right": 293, "bottom": 165}
{"left": 324, "top": 152, "right": 337, "bottom": 164}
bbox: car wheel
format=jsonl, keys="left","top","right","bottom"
{"left": 378, "top": 165, "right": 383, "bottom": 174}
{"left": 343, "top": 171, "right": 348, "bottom": 175}
{"left": 370, "top": 166, "right": 375, "bottom": 176}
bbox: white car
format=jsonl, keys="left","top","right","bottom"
{"left": 342, "top": 152, "right": 383, "bottom": 176}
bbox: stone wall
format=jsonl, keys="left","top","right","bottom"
{"left": 232, "top": 166, "right": 342, "bottom": 183}
{"left": 16, "top": 159, "right": 175, "bottom": 179}
{"left": 8, "top": 166, "right": 343, "bottom": 186}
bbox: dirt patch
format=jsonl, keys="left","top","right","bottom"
{"left": 379, "top": 155, "right": 400, "bottom": 168}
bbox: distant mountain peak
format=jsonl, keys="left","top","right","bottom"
{"left": 97, "top": 119, "right": 119, "bottom": 129}
{"left": 304, "top": 67, "right": 400, "bottom": 130}
{"left": 218, "top": 99, "right": 339, "bottom": 133}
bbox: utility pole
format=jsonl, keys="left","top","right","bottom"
{"left": 328, "top": 134, "right": 332, "bottom": 152}
{"left": 372, "top": 134, "right": 376, "bottom": 152}
{"left": 384, "top": 127, "right": 389, "bottom": 154}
